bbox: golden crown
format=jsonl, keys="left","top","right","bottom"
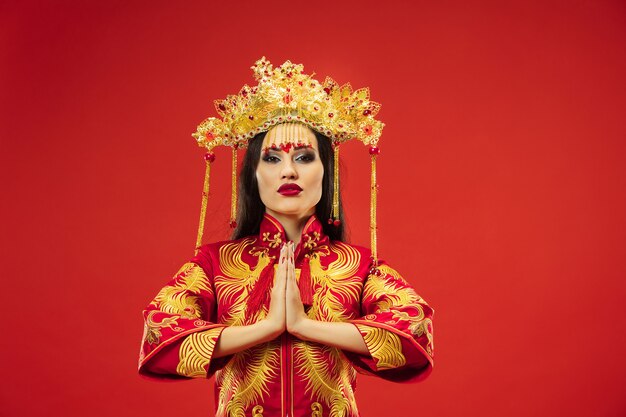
{"left": 192, "top": 57, "right": 384, "bottom": 151}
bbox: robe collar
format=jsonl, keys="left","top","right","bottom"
{"left": 257, "top": 212, "right": 329, "bottom": 260}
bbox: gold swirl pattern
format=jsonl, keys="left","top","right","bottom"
{"left": 252, "top": 405, "right": 264, "bottom": 417}
{"left": 176, "top": 327, "right": 223, "bottom": 377}
{"left": 311, "top": 402, "right": 323, "bottom": 417}
{"left": 143, "top": 310, "right": 182, "bottom": 345}
{"left": 354, "top": 324, "right": 406, "bottom": 370}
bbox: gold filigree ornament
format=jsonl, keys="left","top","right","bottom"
{"left": 192, "top": 57, "right": 385, "bottom": 267}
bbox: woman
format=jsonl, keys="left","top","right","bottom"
{"left": 138, "top": 58, "right": 434, "bottom": 417}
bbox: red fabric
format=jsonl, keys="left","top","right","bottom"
{"left": 138, "top": 213, "right": 434, "bottom": 416}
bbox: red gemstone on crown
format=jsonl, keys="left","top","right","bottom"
{"left": 204, "top": 152, "right": 216, "bottom": 162}
{"left": 363, "top": 109, "right": 371, "bottom": 115}
{"left": 218, "top": 104, "right": 226, "bottom": 111}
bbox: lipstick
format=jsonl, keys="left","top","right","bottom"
{"left": 278, "top": 183, "right": 303, "bottom": 196}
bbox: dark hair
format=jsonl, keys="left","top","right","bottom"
{"left": 231, "top": 128, "right": 345, "bottom": 241}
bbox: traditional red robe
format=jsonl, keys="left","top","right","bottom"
{"left": 139, "top": 213, "right": 434, "bottom": 417}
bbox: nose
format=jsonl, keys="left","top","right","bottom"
{"left": 280, "top": 158, "right": 298, "bottom": 180}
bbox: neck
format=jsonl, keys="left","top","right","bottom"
{"left": 266, "top": 209, "right": 315, "bottom": 245}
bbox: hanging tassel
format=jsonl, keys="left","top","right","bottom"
{"left": 245, "top": 259, "right": 277, "bottom": 321}
{"left": 369, "top": 146, "right": 380, "bottom": 265}
{"left": 329, "top": 141, "right": 341, "bottom": 227}
{"left": 195, "top": 152, "right": 215, "bottom": 255}
{"left": 299, "top": 255, "right": 313, "bottom": 306}
{"left": 230, "top": 145, "right": 238, "bottom": 228}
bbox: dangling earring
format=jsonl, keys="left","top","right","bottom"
{"left": 195, "top": 151, "right": 216, "bottom": 255}
{"left": 230, "top": 144, "right": 238, "bottom": 229}
{"left": 369, "top": 145, "right": 380, "bottom": 267}
{"left": 329, "top": 140, "right": 341, "bottom": 227}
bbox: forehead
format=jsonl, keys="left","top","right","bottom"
{"left": 262, "top": 123, "right": 318, "bottom": 150}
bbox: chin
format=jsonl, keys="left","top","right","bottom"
{"left": 268, "top": 204, "right": 315, "bottom": 217}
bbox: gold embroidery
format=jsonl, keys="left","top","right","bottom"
{"left": 369, "top": 265, "right": 434, "bottom": 356}
{"left": 143, "top": 310, "right": 183, "bottom": 345}
{"left": 262, "top": 231, "right": 282, "bottom": 248}
{"left": 176, "top": 327, "right": 223, "bottom": 377}
{"left": 355, "top": 324, "right": 406, "bottom": 370}
{"left": 293, "top": 340, "right": 358, "bottom": 417}
{"left": 251, "top": 405, "right": 264, "bottom": 417}
{"left": 303, "top": 231, "right": 321, "bottom": 250}
{"left": 308, "top": 242, "right": 362, "bottom": 322}
{"left": 391, "top": 313, "right": 434, "bottom": 356}
{"left": 311, "top": 402, "right": 322, "bottom": 417}
{"left": 363, "top": 265, "right": 422, "bottom": 314}
{"left": 215, "top": 340, "right": 280, "bottom": 417}
{"left": 332, "top": 348, "right": 358, "bottom": 411}
{"left": 216, "top": 238, "right": 272, "bottom": 325}
{"left": 150, "top": 263, "right": 212, "bottom": 319}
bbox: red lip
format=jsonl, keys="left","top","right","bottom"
{"left": 278, "top": 183, "right": 303, "bottom": 196}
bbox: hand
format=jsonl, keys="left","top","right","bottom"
{"left": 264, "top": 243, "right": 287, "bottom": 337}
{"left": 285, "top": 241, "right": 310, "bottom": 336}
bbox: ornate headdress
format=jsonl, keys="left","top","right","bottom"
{"left": 192, "top": 57, "right": 384, "bottom": 264}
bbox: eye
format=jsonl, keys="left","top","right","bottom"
{"left": 262, "top": 154, "right": 281, "bottom": 163}
{"left": 295, "top": 151, "right": 316, "bottom": 163}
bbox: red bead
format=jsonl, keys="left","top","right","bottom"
{"left": 328, "top": 113, "right": 334, "bottom": 118}
{"left": 327, "top": 218, "right": 333, "bottom": 224}
{"left": 368, "top": 146, "right": 380, "bottom": 155}
{"left": 324, "top": 87, "right": 331, "bottom": 95}
{"left": 229, "top": 220, "right": 237, "bottom": 228}
{"left": 333, "top": 219, "right": 341, "bottom": 227}
{"left": 249, "top": 115, "right": 254, "bottom": 120}
{"left": 363, "top": 109, "right": 372, "bottom": 116}
{"left": 204, "top": 152, "right": 216, "bottom": 162}
{"left": 218, "top": 103, "right": 226, "bottom": 111}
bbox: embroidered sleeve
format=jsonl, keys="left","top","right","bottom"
{"left": 138, "top": 251, "right": 228, "bottom": 380}
{"left": 346, "top": 262, "right": 434, "bottom": 383}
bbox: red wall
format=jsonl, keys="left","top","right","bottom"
{"left": 2, "top": 1, "right": 625, "bottom": 416}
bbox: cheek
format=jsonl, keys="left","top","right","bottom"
{"left": 255, "top": 169, "right": 270, "bottom": 198}
{"left": 309, "top": 162, "right": 325, "bottom": 193}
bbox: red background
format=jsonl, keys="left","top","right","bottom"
{"left": 2, "top": 1, "right": 625, "bottom": 416}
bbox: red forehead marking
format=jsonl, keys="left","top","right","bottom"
{"left": 262, "top": 142, "right": 313, "bottom": 155}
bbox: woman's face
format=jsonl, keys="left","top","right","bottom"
{"left": 256, "top": 123, "right": 324, "bottom": 219}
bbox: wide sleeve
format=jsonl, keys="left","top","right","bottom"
{"left": 344, "top": 260, "right": 434, "bottom": 383}
{"left": 138, "top": 247, "right": 229, "bottom": 380}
